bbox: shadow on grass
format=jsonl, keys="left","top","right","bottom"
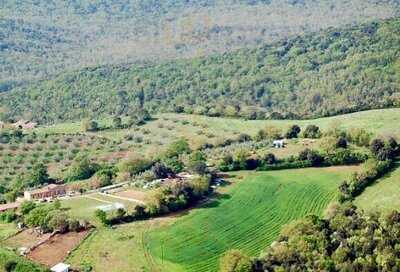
{"left": 374, "top": 160, "right": 400, "bottom": 182}
{"left": 198, "top": 192, "right": 232, "bottom": 210}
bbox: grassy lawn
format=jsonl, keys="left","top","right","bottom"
{"left": 68, "top": 166, "right": 358, "bottom": 272}
{"left": 60, "top": 193, "right": 141, "bottom": 225}
{"left": 355, "top": 161, "right": 400, "bottom": 214}
{"left": 60, "top": 196, "right": 110, "bottom": 223}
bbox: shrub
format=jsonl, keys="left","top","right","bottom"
{"left": 219, "top": 249, "right": 252, "bottom": 272}
{"left": 112, "top": 116, "right": 122, "bottom": 129}
{"left": 187, "top": 151, "right": 207, "bottom": 175}
{"left": 163, "top": 138, "right": 191, "bottom": 158}
{"left": 303, "top": 125, "right": 321, "bottom": 139}
{"left": 263, "top": 153, "right": 277, "bottom": 165}
{"left": 29, "top": 163, "right": 49, "bottom": 187}
{"left": 370, "top": 138, "right": 385, "bottom": 155}
{"left": 285, "top": 125, "right": 301, "bottom": 139}
{"left": 64, "top": 154, "right": 98, "bottom": 182}
{"left": 336, "top": 137, "right": 348, "bottom": 149}
{"left": 151, "top": 163, "right": 173, "bottom": 179}
{"left": 82, "top": 119, "right": 99, "bottom": 132}
{"left": 347, "top": 128, "right": 372, "bottom": 147}
{"left": 265, "top": 126, "right": 282, "bottom": 140}
{"left": 94, "top": 209, "right": 108, "bottom": 226}
{"left": 299, "top": 149, "right": 324, "bottom": 166}
{"left": 237, "top": 134, "right": 252, "bottom": 143}
{"left": 117, "top": 154, "right": 151, "bottom": 176}
{"left": 4, "top": 260, "right": 17, "bottom": 272}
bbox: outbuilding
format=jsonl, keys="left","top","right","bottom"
{"left": 272, "top": 140, "right": 285, "bottom": 148}
{"left": 51, "top": 263, "right": 70, "bottom": 272}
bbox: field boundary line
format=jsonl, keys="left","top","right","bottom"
{"left": 99, "top": 192, "right": 146, "bottom": 205}
{"left": 84, "top": 195, "right": 113, "bottom": 204}
{"left": 141, "top": 223, "right": 160, "bottom": 272}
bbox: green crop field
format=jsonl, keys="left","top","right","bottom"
{"left": 68, "top": 166, "right": 358, "bottom": 272}
{"left": 355, "top": 162, "right": 400, "bottom": 214}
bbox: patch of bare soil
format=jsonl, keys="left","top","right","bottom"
{"left": 3, "top": 229, "right": 50, "bottom": 249}
{"left": 27, "top": 230, "right": 90, "bottom": 267}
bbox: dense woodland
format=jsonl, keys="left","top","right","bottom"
{"left": 2, "top": 0, "right": 399, "bottom": 87}
{"left": 254, "top": 203, "right": 400, "bottom": 271}
{"left": 1, "top": 17, "right": 400, "bottom": 123}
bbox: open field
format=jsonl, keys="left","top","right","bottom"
{"left": 112, "top": 189, "right": 149, "bottom": 204}
{"left": 68, "top": 166, "right": 358, "bottom": 271}
{"left": 0, "top": 223, "right": 18, "bottom": 241}
{"left": 37, "top": 108, "right": 400, "bottom": 139}
{"left": 34, "top": 108, "right": 400, "bottom": 160}
{"left": 355, "top": 162, "right": 400, "bottom": 214}
{"left": 60, "top": 193, "right": 142, "bottom": 224}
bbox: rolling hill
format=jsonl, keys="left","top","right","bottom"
{"left": 1, "top": 17, "right": 400, "bottom": 123}
{"left": 1, "top": 0, "right": 400, "bottom": 89}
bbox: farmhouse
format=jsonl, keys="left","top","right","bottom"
{"left": 0, "top": 202, "right": 20, "bottom": 213}
{"left": 273, "top": 140, "right": 285, "bottom": 148}
{"left": 24, "top": 184, "right": 66, "bottom": 201}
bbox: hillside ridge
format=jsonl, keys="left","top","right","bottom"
{"left": 1, "top": 0, "right": 400, "bottom": 87}
{"left": 1, "top": 17, "right": 399, "bottom": 123}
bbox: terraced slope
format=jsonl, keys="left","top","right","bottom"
{"left": 145, "top": 167, "right": 355, "bottom": 271}
{"left": 355, "top": 162, "right": 400, "bottom": 214}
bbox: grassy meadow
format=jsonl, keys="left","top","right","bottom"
{"left": 60, "top": 193, "right": 139, "bottom": 225}
{"left": 68, "top": 166, "right": 358, "bottom": 272}
{"left": 0, "top": 223, "right": 18, "bottom": 241}
{"left": 355, "top": 161, "right": 400, "bottom": 214}
{"left": 37, "top": 108, "right": 400, "bottom": 139}
{"left": 35, "top": 108, "right": 400, "bottom": 158}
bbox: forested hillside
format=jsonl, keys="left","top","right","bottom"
{"left": 1, "top": 0, "right": 400, "bottom": 88}
{"left": 1, "top": 17, "right": 399, "bottom": 124}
